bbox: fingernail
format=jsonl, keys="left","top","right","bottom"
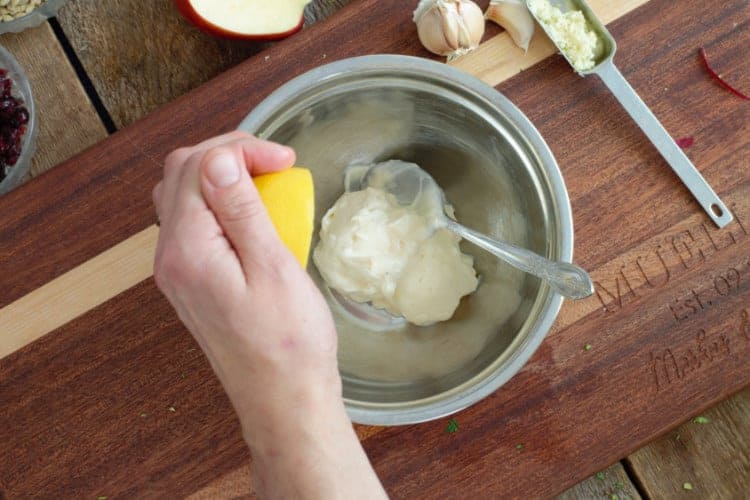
{"left": 206, "top": 153, "right": 240, "bottom": 187}
{"left": 271, "top": 144, "right": 294, "bottom": 163}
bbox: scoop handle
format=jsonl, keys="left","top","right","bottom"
{"left": 445, "top": 220, "right": 594, "bottom": 300}
{"left": 594, "top": 61, "right": 733, "bottom": 228}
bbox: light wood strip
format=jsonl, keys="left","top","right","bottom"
{"left": 0, "top": 225, "right": 158, "bottom": 359}
{"left": 450, "top": 0, "right": 651, "bottom": 83}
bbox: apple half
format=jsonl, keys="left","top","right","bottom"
{"left": 174, "top": 0, "right": 311, "bottom": 41}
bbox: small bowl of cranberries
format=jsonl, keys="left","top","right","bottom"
{"left": 0, "top": 45, "right": 35, "bottom": 195}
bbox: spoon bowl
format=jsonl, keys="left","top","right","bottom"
{"left": 361, "top": 161, "right": 594, "bottom": 300}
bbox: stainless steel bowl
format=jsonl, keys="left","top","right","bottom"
{"left": 239, "top": 55, "right": 573, "bottom": 426}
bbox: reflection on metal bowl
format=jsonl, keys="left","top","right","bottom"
{"left": 239, "top": 55, "right": 573, "bottom": 426}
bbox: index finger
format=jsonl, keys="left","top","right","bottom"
{"left": 168, "top": 131, "right": 294, "bottom": 175}
{"left": 156, "top": 133, "right": 294, "bottom": 228}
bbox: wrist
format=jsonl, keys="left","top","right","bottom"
{"left": 238, "top": 378, "right": 388, "bottom": 500}
{"left": 238, "top": 372, "right": 348, "bottom": 453}
{"left": 243, "top": 390, "right": 358, "bottom": 477}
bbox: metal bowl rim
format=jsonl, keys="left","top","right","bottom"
{"left": 238, "top": 54, "right": 573, "bottom": 426}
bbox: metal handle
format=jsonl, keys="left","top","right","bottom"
{"left": 446, "top": 220, "right": 594, "bottom": 300}
{"left": 595, "top": 62, "right": 733, "bottom": 228}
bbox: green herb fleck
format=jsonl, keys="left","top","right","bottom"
{"left": 683, "top": 482, "right": 693, "bottom": 491}
{"left": 692, "top": 416, "right": 709, "bottom": 424}
{"left": 584, "top": 344, "right": 593, "bottom": 351}
{"left": 446, "top": 418, "right": 459, "bottom": 433}
{"left": 610, "top": 494, "right": 618, "bottom": 500}
{"left": 615, "top": 480, "right": 624, "bottom": 489}
{"left": 596, "top": 471, "right": 606, "bottom": 480}
{"left": 516, "top": 444, "right": 524, "bottom": 450}
{"left": 98, "top": 497, "right": 107, "bottom": 500}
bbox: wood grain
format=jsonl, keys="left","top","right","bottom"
{"left": 305, "top": 0, "right": 355, "bottom": 24}
{"left": 0, "top": 23, "right": 106, "bottom": 178}
{"left": 55, "top": 0, "right": 354, "bottom": 129}
{"left": 0, "top": 226, "right": 157, "bottom": 359}
{"left": 557, "top": 463, "right": 641, "bottom": 500}
{"left": 0, "top": 0, "right": 657, "bottom": 325}
{"left": 0, "top": 0, "right": 749, "bottom": 497}
{"left": 56, "top": 0, "right": 267, "bottom": 128}
{"left": 0, "top": 282, "right": 250, "bottom": 498}
{"left": 627, "top": 388, "right": 750, "bottom": 498}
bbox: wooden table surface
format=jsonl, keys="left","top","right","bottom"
{"left": 1, "top": 0, "right": 748, "bottom": 498}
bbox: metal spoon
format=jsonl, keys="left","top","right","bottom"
{"left": 526, "top": 0, "right": 733, "bottom": 228}
{"left": 361, "top": 160, "right": 595, "bottom": 300}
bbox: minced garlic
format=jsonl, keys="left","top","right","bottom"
{"left": 527, "top": 0, "right": 599, "bottom": 71}
{"left": 0, "top": 0, "right": 44, "bottom": 22}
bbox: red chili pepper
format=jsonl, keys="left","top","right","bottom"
{"left": 700, "top": 47, "right": 750, "bottom": 101}
{"left": 676, "top": 137, "right": 694, "bottom": 149}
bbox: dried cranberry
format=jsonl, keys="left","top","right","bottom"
{"left": 0, "top": 69, "right": 29, "bottom": 184}
{"left": 16, "top": 108, "right": 28, "bottom": 125}
{"left": 0, "top": 79, "right": 11, "bottom": 97}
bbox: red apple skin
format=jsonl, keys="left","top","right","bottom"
{"left": 173, "top": 0, "right": 305, "bottom": 41}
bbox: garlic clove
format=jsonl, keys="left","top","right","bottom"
{"left": 414, "top": 0, "right": 485, "bottom": 61}
{"left": 458, "top": 1, "right": 486, "bottom": 49}
{"left": 440, "top": 4, "right": 462, "bottom": 50}
{"left": 485, "top": 0, "right": 535, "bottom": 52}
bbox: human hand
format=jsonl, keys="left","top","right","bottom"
{"left": 152, "top": 131, "right": 342, "bottom": 444}
{"left": 152, "top": 131, "right": 386, "bottom": 498}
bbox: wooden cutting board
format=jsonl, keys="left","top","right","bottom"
{"left": 1, "top": 0, "right": 748, "bottom": 497}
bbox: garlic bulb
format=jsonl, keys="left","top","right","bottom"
{"left": 413, "top": 0, "right": 485, "bottom": 61}
{"left": 485, "top": 0, "right": 535, "bottom": 52}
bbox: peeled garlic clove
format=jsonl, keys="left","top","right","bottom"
{"left": 485, "top": 0, "right": 535, "bottom": 52}
{"left": 413, "top": 0, "right": 485, "bottom": 61}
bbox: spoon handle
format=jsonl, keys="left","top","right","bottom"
{"left": 445, "top": 220, "right": 594, "bottom": 300}
{"left": 594, "top": 61, "right": 733, "bottom": 228}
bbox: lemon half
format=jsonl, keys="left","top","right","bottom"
{"left": 254, "top": 167, "right": 314, "bottom": 268}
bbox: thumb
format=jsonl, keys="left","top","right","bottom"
{"left": 200, "top": 148, "right": 285, "bottom": 272}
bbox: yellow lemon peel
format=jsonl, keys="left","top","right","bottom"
{"left": 254, "top": 167, "right": 314, "bottom": 268}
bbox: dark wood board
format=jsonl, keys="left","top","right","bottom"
{"left": 1, "top": 0, "right": 749, "bottom": 497}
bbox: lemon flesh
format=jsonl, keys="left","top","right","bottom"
{"left": 254, "top": 167, "right": 314, "bottom": 268}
